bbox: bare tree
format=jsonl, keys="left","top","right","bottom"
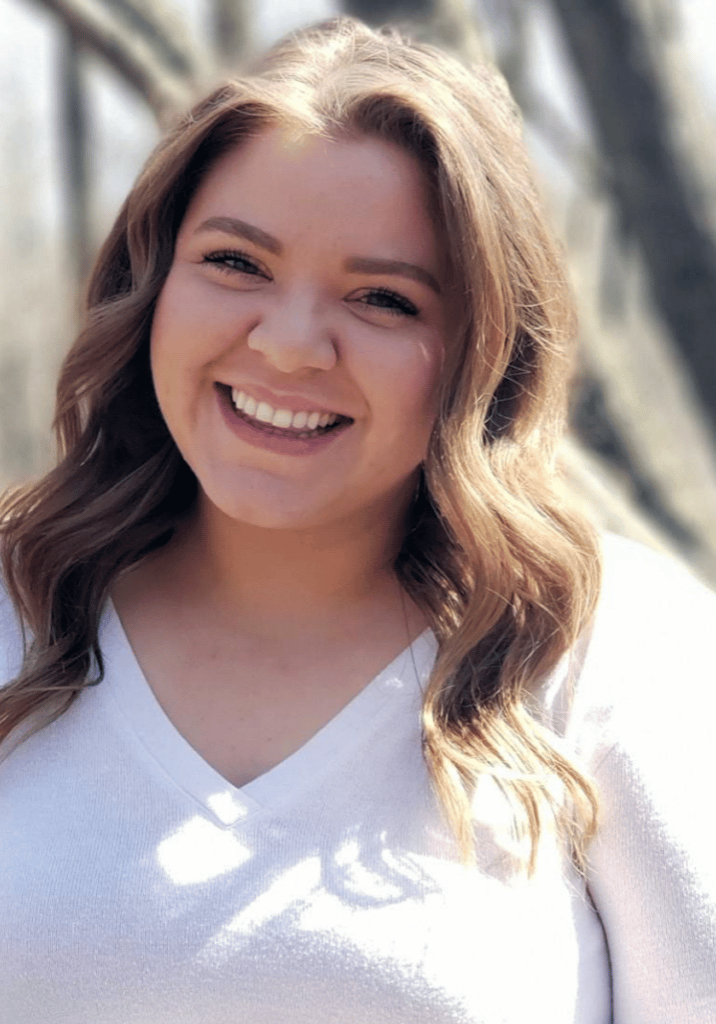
{"left": 210, "top": 0, "right": 252, "bottom": 68}
{"left": 341, "top": 0, "right": 484, "bottom": 58}
{"left": 32, "top": 0, "right": 210, "bottom": 120}
{"left": 5, "top": 0, "right": 716, "bottom": 582}
{"left": 59, "top": 26, "right": 91, "bottom": 292}
{"left": 548, "top": 0, "right": 716, "bottom": 436}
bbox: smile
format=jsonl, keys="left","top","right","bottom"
{"left": 231, "top": 388, "right": 342, "bottom": 434}
{"left": 215, "top": 383, "right": 353, "bottom": 455}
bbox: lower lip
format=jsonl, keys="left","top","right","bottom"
{"left": 216, "top": 386, "right": 352, "bottom": 457}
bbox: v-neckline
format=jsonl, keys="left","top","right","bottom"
{"left": 99, "top": 600, "right": 437, "bottom": 828}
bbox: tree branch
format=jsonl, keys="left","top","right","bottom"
{"left": 31, "top": 0, "right": 209, "bottom": 120}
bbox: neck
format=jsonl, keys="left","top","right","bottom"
{"left": 163, "top": 492, "right": 419, "bottom": 641}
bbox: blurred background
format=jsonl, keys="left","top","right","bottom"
{"left": 2, "top": 0, "right": 716, "bottom": 584}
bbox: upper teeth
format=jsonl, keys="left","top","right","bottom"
{"left": 231, "top": 389, "right": 338, "bottom": 431}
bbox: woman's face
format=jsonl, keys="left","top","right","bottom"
{"left": 151, "top": 124, "right": 453, "bottom": 534}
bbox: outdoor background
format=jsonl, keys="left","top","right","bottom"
{"left": 2, "top": 0, "right": 716, "bottom": 584}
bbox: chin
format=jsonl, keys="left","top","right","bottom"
{"left": 194, "top": 460, "right": 419, "bottom": 536}
{"left": 224, "top": 503, "right": 320, "bottom": 532}
{"left": 198, "top": 477, "right": 337, "bottom": 533}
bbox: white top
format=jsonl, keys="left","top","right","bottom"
{"left": 0, "top": 534, "right": 714, "bottom": 1024}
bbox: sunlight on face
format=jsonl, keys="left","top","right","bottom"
{"left": 151, "top": 126, "right": 451, "bottom": 536}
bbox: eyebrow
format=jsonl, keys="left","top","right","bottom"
{"left": 194, "top": 215, "right": 441, "bottom": 295}
{"left": 194, "top": 216, "right": 283, "bottom": 255}
{"left": 344, "top": 256, "right": 441, "bottom": 295}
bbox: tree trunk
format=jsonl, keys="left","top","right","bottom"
{"left": 33, "top": 0, "right": 208, "bottom": 121}
{"left": 340, "top": 0, "right": 484, "bottom": 59}
{"left": 548, "top": 0, "right": 716, "bottom": 436}
{"left": 210, "top": 0, "right": 251, "bottom": 67}
{"left": 58, "top": 28, "right": 91, "bottom": 292}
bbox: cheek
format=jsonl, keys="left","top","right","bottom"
{"left": 149, "top": 300, "right": 178, "bottom": 414}
{"left": 149, "top": 283, "right": 204, "bottom": 433}
{"left": 405, "top": 339, "right": 445, "bottom": 459}
{"left": 366, "top": 336, "right": 443, "bottom": 456}
{"left": 151, "top": 266, "right": 243, "bottom": 362}
{"left": 150, "top": 274, "right": 223, "bottom": 403}
{"left": 396, "top": 336, "right": 444, "bottom": 422}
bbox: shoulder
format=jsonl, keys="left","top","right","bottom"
{"left": 596, "top": 531, "right": 715, "bottom": 634}
{"left": 539, "top": 532, "right": 715, "bottom": 760}
{"left": 584, "top": 532, "right": 715, "bottom": 709}
{"left": 571, "top": 547, "right": 716, "bottom": 1020}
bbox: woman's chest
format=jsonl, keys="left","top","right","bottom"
{"left": 0, "top": 631, "right": 611, "bottom": 1024}
{"left": 0, "top": 741, "right": 611, "bottom": 1024}
{"left": 1, "top": 847, "right": 610, "bottom": 1024}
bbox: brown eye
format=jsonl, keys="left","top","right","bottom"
{"left": 202, "top": 251, "right": 267, "bottom": 278}
{"left": 357, "top": 288, "right": 419, "bottom": 317}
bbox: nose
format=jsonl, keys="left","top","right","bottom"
{"left": 247, "top": 294, "right": 337, "bottom": 374}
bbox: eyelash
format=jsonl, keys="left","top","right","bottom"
{"left": 202, "top": 249, "right": 265, "bottom": 276}
{"left": 359, "top": 288, "right": 419, "bottom": 318}
{"left": 201, "top": 249, "right": 419, "bottom": 317}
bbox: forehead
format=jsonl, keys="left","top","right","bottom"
{"left": 180, "top": 125, "right": 444, "bottom": 267}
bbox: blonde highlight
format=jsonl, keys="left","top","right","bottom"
{"left": 1, "top": 17, "right": 600, "bottom": 871}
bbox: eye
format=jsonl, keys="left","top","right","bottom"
{"left": 354, "top": 288, "right": 419, "bottom": 318}
{"left": 201, "top": 249, "right": 268, "bottom": 278}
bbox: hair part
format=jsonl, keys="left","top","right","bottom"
{"left": 0, "top": 16, "right": 600, "bottom": 873}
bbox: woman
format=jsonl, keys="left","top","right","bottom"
{"left": 0, "top": 17, "right": 714, "bottom": 1024}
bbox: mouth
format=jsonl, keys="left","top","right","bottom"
{"left": 215, "top": 384, "right": 354, "bottom": 441}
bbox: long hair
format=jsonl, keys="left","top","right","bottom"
{"left": 0, "top": 17, "right": 600, "bottom": 871}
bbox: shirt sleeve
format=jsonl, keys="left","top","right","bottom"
{"left": 0, "top": 579, "right": 24, "bottom": 686}
{"left": 569, "top": 535, "right": 716, "bottom": 1023}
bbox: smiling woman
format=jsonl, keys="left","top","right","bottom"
{"left": 1, "top": 15, "right": 715, "bottom": 1024}
{"left": 151, "top": 127, "right": 447, "bottom": 530}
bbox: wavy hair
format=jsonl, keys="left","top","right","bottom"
{"left": 0, "top": 17, "right": 600, "bottom": 871}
